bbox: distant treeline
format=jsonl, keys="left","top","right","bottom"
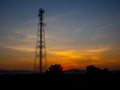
{"left": 0, "top": 64, "right": 120, "bottom": 89}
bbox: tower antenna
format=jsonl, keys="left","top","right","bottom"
{"left": 34, "top": 8, "right": 47, "bottom": 73}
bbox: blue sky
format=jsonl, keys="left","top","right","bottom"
{"left": 0, "top": 0, "right": 120, "bottom": 70}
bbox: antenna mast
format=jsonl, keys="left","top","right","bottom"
{"left": 34, "top": 8, "right": 47, "bottom": 73}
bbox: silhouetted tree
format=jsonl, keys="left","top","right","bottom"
{"left": 46, "top": 64, "right": 63, "bottom": 75}
{"left": 102, "top": 68, "right": 111, "bottom": 76}
{"left": 86, "top": 65, "right": 101, "bottom": 75}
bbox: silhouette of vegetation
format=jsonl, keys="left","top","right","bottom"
{"left": 86, "top": 65, "right": 102, "bottom": 75}
{"left": 102, "top": 68, "right": 111, "bottom": 75}
{"left": 86, "top": 65, "right": 112, "bottom": 76}
{"left": 46, "top": 64, "right": 63, "bottom": 75}
{"left": 0, "top": 64, "right": 120, "bottom": 89}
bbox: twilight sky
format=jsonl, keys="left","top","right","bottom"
{"left": 0, "top": 0, "right": 120, "bottom": 71}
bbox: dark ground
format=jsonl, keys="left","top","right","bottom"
{"left": 0, "top": 73, "right": 120, "bottom": 89}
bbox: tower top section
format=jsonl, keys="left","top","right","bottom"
{"left": 38, "top": 8, "right": 45, "bottom": 17}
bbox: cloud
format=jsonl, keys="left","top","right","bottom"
{"left": 3, "top": 45, "right": 34, "bottom": 52}
{"left": 48, "top": 47, "right": 110, "bottom": 55}
{"left": 44, "top": 46, "right": 110, "bottom": 69}
{"left": 47, "top": 47, "right": 111, "bottom": 66}
{"left": 85, "top": 47, "right": 110, "bottom": 53}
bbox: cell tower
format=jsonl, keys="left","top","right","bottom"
{"left": 34, "top": 8, "right": 47, "bottom": 73}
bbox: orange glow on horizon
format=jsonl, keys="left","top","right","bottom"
{"left": 0, "top": 47, "right": 120, "bottom": 71}
{"left": 0, "top": 59, "right": 34, "bottom": 71}
{"left": 0, "top": 56, "right": 120, "bottom": 71}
